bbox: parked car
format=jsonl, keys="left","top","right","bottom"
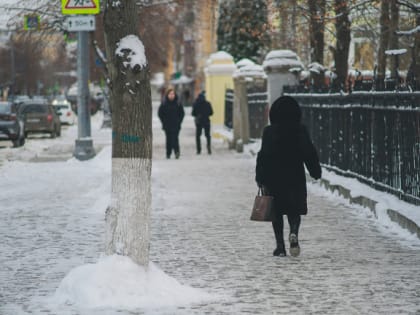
{"left": 0, "top": 101, "right": 25, "bottom": 147}
{"left": 21, "top": 102, "right": 61, "bottom": 138}
{"left": 52, "top": 98, "right": 76, "bottom": 125}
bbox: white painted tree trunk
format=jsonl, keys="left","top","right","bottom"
{"left": 106, "top": 158, "right": 151, "bottom": 267}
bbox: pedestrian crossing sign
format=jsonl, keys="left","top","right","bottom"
{"left": 62, "top": 0, "right": 100, "bottom": 15}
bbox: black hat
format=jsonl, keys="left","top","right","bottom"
{"left": 269, "top": 96, "right": 301, "bottom": 125}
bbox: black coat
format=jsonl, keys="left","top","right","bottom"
{"left": 192, "top": 94, "right": 213, "bottom": 125}
{"left": 158, "top": 96, "right": 185, "bottom": 132}
{"left": 255, "top": 123, "right": 321, "bottom": 216}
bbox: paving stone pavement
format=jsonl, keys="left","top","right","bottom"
{"left": 0, "top": 107, "right": 419, "bottom": 314}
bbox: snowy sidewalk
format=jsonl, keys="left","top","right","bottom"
{"left": 0, "top": 106, "right": 419, "bottom": 314}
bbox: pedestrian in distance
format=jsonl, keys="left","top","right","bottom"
{"left": 192, "top": 91, "right": 213, "bottom": 154}
{"left": 255, "top": 95, "right": 321, "bottom": 257}
{"left": 158, "top": 88, "right": 185, "bottom": 159}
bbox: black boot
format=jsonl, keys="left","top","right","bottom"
{"left": 272, "top": 220, "right": 286, "bottom": 257}
{"left": 273, "top": 242, "right": 286, "bottom": 257}
{"left": 288, "top": 215, "right": 301, "bottom": 257}
{"left": 289, "top": 233, "right": 300, "bottom": 257}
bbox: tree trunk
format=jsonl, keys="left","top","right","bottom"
{"left": 103, "top": 0, "right": 153, "bottom": 267}
{"left": 389, "top": 0, "right": 399, "bottom": 80}
{"left": 279, "top": 2, "right": 288, "bottom": 48}
{"left": 376, "top": 0, "right": 390, "bottom": 91}
{"left": 414, "top": 14, "right": 420, "bottom": 90}
{"left": 308, "top": 0, "right": 326, "bottom": 91}
{"left": 333, "top": 0, "right": 351, "bottom": 92}
{"left": 308, "top": 0, "right": 325, "bottom": 65}
{"left": 290, "top": 0, "right": 298, "bottom": 51}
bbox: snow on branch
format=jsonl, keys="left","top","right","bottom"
{"left": 93, "top": 40, "right": 107, "bottom": 64}
{"left": 115, "top": 35, "right": 147, "bottom": 71}
{"left": 396, "top": 26, "right": 420, "bottom": 36}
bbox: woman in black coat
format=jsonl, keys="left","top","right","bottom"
{"left": 256, "top": 96, "right": 321, "bottom": 257}
{"left": 158, "top": 89, "right": 185, "bottom": 159}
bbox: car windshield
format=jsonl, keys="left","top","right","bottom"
{"left": 23, "top": 104, "right": 48, "bottom": 113}
{"left": 0, "top": 103, "right": 12, "bottom": 114}
{"left": 55, "top": 105, "right": 69, "bottom": 110}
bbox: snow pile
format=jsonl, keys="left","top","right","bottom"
{"left": 263, "top": 49, "right": 304, "bottom": 71}
{"left": 116, "top": 35, "right": 147, "bottom": 69}
{"left": 205, "top": 51, "right": 237, "bottom": 74}
{"left": 53, "top": 254, "right": 213, "bottom": 310}
{"left": 236, "top": 58, "right": 255, "bottom": 68}
{"left": 233, "top": 64, "right": 266, "bottom": 79}
{"left": 308, "top": 169, "right": 420, "bottom": 247}
{"left": 308, "top": 62, "right": 325, "bottom": 74}
{"left": 385, "top": 49, "right": 407, "bottom": 55}
{"left": 208, "top": 51, "right": 234, "bottom": 62}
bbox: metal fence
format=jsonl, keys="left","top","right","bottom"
{"left": 223, "top": 88, "right": 269, "bottom": 139}
{"left": 224, "top": 89, "right": 234, "bottom": 129}
{"left": 247, "top": 88, "right": 269, "bottom": 139}
{"left": 288, "top": 92, "right": 420, "bottom": 205}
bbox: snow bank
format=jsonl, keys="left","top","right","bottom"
{"left": 52, "top": 254, "right": 213, "bottom": 310}
{"left": 308, "top": 169, "right": 420, "bottom": 247}
{"left": 116, "top": 35, "right": 147, "bottom": 69}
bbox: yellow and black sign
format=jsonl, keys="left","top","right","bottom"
{"left": 61, "top": 0, "right": 100, "bottom": 15}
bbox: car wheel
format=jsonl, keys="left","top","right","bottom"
{"left": 12, "top": 139, "right": 20, "bottom": 148}
{"left": 12, "top": 136, "right": 24, "bottom": 148}
{"left": 50, "top": 129, "right": 57, "bottom": 138}
{"left": 24, "top": 132, "right": 29, "bottom": 138}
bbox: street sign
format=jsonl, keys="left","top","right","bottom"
{"left": 24, "top": 15, "right": 40, "bottom": 30}
{"left": 65, "top": 16, "right": 96, "bottom": 32}
{"left": 62, "top": 0, "right": 100, "bottom": 15}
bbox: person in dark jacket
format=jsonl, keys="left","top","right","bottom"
{"left": 158, "top": 89, "right": 185, "bottom": 159}
{"left": 192, "top": 91, "right": 213, "bottom": 154}
{"left": 255, "top": 95, "right": 321, "bottom": 257}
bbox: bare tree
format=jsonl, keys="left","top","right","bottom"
{"left": 376, "top": 0, "right": 390, "bottom": 90}
{"left": 389, "top": 0, "right": 400, "bottom": 76}
{"left": 308, "top": 0, "right": 326, "bottom": 65}
{"left": 331, "top": 0, "right": 351, "bottom": 92}
{"left": 103, "top": 0, "right": 153, "bottom": 267}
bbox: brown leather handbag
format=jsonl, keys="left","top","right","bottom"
{"left": 250, "top": 188, "right": 273, "bottom": 221}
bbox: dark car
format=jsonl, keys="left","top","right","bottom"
{"left": 0, "top": 101, "right": 25, "bottom": 147}
{"left": 21, "top": 102, "right": 61, "bottom": 138}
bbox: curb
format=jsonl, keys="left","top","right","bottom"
{"left": 318, "top": 178, "right": 420, "bottom": 240}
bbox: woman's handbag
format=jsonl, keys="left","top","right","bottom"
{"left": 250, "top": 188, "right": 273, "bottom": 221}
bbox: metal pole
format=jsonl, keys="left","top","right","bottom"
{"left": 10, "top": 35, "right": 15, "bottom": 99}
{"left": 74, "top": 31, "right": 95, "bottom": 160}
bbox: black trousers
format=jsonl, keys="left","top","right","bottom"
{"left": 164, "top": 130, "right": 180, "bottom": 157}
{"left": 195, "top": 122, "right": 211, "bottom": 153}
{"left": 272, "top": 214, "right": 301, "bottom": 245}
